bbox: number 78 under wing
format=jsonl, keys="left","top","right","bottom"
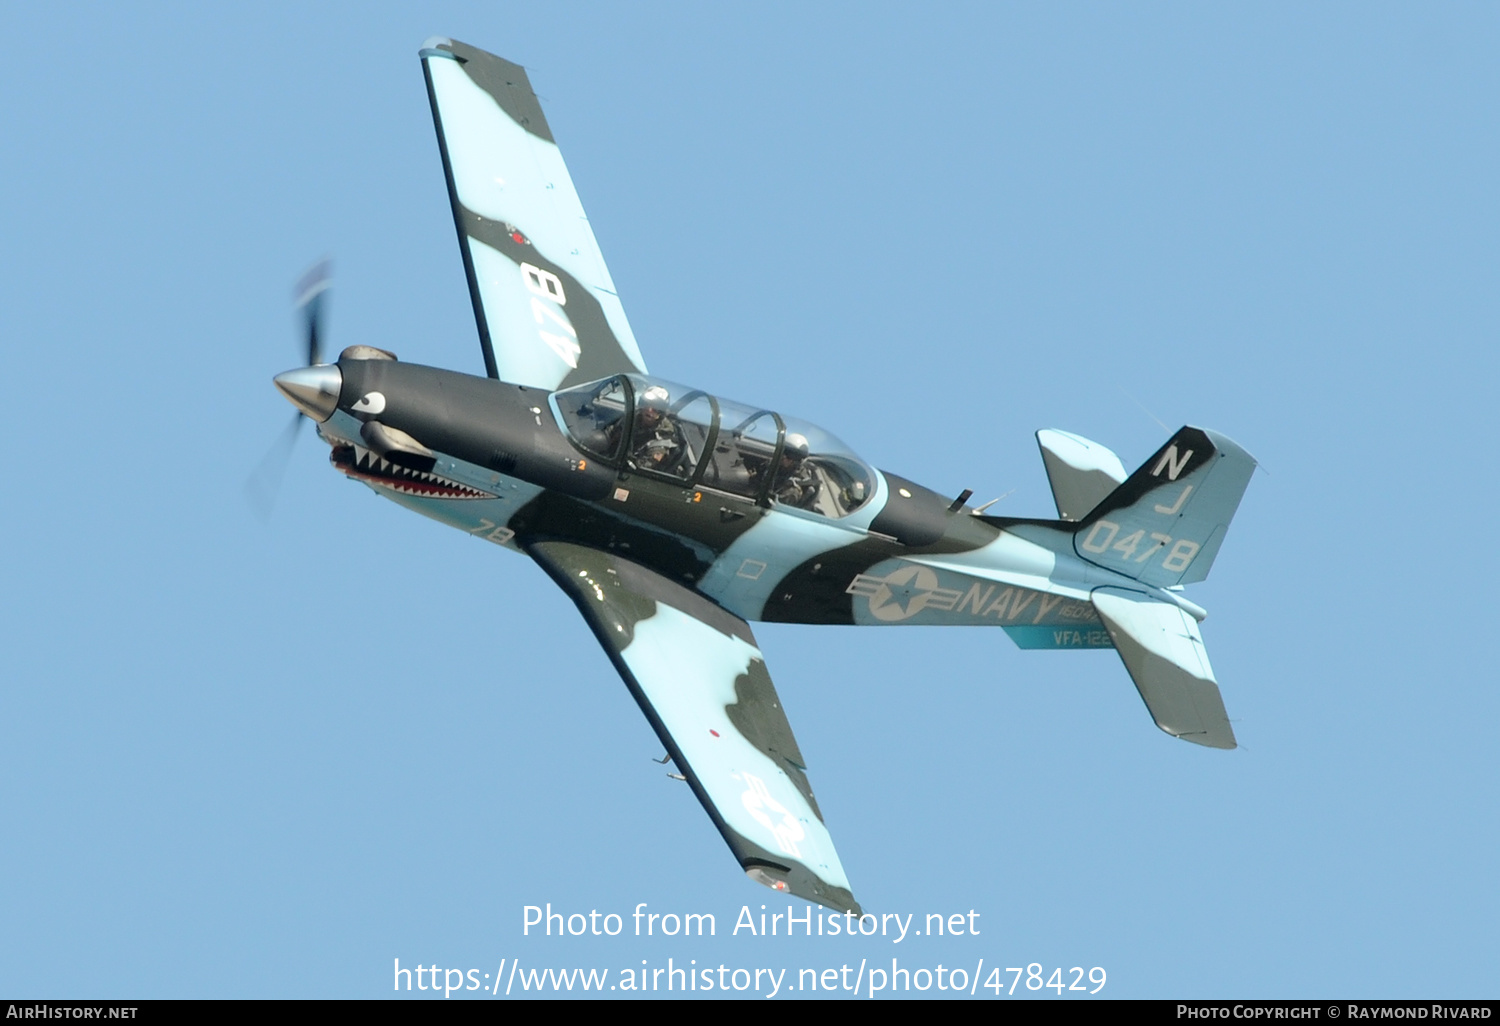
{"left": 270, "top": 38, "right": 1258, "bottom": 915}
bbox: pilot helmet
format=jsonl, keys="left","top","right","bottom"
{"left": 783, "top": 432, "right": 810, "bottom": 458}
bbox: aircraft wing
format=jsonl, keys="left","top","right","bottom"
{"left": 528, "top": 540, "right": 861, "bottom": 914}
{"left": 420, "top": 38, "right": 648, "bottom": 389}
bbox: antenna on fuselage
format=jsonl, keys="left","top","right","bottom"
{"left": 970, "top": 489, "right": 1015, "bottom": 515}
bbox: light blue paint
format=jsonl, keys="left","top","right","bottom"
{"left": 466, "top": 238, "right": 573, "bottom": 389}
{"left": 699, "top": 508, "right": 866, "bottom": 620}
{"left": 697, "top": 469, "right": 889, "bottom": 619}
{"left": 846, "top": 557, "right": 1101, "bottom": 628}
{"left": 424, "top": 56, "right": 645, "bottom": 382}
{"left": 620, "top": 604, "right": 852, "bottom": 892}
{"left": 1072, "top": 429, "right": 1256, "bottom": 588}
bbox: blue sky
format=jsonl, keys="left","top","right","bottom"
{"left": 3, "top": 2, "right": 1497, "bottom": 999}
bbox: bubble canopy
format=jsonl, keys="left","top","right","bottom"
{"left": 551, "top": 374, "right": 876, "bottom": 518}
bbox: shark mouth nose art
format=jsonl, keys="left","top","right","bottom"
{"left": 330, "top": 444, "right": 495, "bottom": 499}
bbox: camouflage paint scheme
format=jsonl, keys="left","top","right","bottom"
{"left": 284, "top": 39, "right": 1257, "bottom": 915}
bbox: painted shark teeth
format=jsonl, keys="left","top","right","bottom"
{"left": 329, "top": 444, "right": 496, "bottom": 500}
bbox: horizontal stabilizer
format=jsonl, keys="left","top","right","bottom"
{"left": 1036, "top": 429, "right": 1127, "bottom": 521}
{"left": 1091, "top": 587, "right": 1235, "bottom": 749}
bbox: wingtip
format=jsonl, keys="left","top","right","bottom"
{"left": 419, "top": 36, "right": 456, "bottom": 59}
{"left": 746, "top": 866, "right": 861, "bottom": 915}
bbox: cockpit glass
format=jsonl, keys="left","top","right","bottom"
{"left": 553, "top": 375, "right": 876, "bottom": 518}
{"left": 553, "top": 375, "right": 628, "bottom": 461}
{"left": 630, "top": 384, "right": 713, "bottom": 481}
{"left": 702, "top": 406, "right": 780, "bottom": 501}
{"left": 771, "top": 417, "right": 874, "bottom": 517}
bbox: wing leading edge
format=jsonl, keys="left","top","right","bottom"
{"left": 528, "top": 540, "right": 860, "bottom": 914}
{"left": 420, "top": 38, "right": 648, "bottom": 390}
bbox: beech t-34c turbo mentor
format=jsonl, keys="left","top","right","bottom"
{"left": 270, "top": 38, "right": 1257, "bottom": 915}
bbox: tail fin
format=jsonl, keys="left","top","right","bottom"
{"left": 1073, "top": 426, "right": 1255, "bottom": 588}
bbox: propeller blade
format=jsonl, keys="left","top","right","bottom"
{"left": 294, "top": 259, "right": 332, "bottom": 366}
{"left": 245, "top": 413, "right": 304, "bottom": 522}
{"left": 253, "top": 260, "right": 333, "bottom": 523}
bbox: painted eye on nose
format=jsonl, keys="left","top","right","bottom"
{"left": 353, "top": 391, "right": 387, "bottom": 415}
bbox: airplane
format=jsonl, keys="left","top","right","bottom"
{"left": 268, "top": 38, "right": 1256, "bottom": 916}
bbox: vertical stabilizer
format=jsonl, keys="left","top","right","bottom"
{"left": 1073, "top": 426, "right": 1255, "bottom": 588}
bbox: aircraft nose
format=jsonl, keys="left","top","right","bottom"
{"left": 273, "top": 364, "right": 343, "bottom": 422}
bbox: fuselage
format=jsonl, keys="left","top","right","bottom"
{"left": 310, "top": 352, "right": 1192, "bottom": 647}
